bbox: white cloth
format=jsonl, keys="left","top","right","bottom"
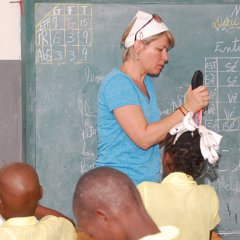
{"left": 124, "top": 11, "right": 169, "bottom": 48}
{"left": 0, "top": 215, "right": 5, "bottom": 226}
{"left": 139, "top": 226, "right": 179, "bottom": 240}
{"left": 170, "top": 112, "right": 222, "bottom": 164}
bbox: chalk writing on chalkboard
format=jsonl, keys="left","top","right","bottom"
{"left": 201, "top": 6, "right": 240, "bottom": 231}
{"left": 204, "top": 56, "right": 240, "bottom": 132}
{"left": 36, "top": 4, "right": 93, "bottom": 64}
{"left": 212, "top": 5, "right": 240, "bottom": 32}
{"left": 204, "top": 6, "right": 240, "bottom": 133}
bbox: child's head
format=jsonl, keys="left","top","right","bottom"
{"left": 162, "top": 130, "right": 204, "bottom": 179}
{"left": 73, "top": 167, "right": 157, "bottom": 240}
{"left": 0, "top": 162, "right": 43, "bottom": 220}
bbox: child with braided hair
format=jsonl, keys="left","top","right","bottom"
{"left": 137, "top": 113, "right": 222, "bottom": 240}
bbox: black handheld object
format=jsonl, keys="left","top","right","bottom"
{"left": 191, "top": 70, "right": 203, "bottom": 89}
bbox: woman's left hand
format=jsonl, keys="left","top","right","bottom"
{"left": 184, "top": 85, "right": 209, "bottom": 113}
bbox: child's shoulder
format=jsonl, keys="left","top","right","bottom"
{"left": 197, "top": 184, "right": 218, "bottom": 197}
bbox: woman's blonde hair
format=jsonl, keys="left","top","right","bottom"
{"left": 120, "top": 17, "right": 175, "bottom": 62}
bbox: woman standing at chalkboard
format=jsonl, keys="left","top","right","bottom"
{"left": 95, "top": 10, "right": 209, "bottom": 185}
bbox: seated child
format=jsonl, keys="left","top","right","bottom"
{"left": 73, "top": 166, "right": 179, "bottom": 240}
{"left": 0, "top": 162, "right": 77, "bottom": 240}
{"left": 137, "top": 113, "right": 222, "bottom": 240}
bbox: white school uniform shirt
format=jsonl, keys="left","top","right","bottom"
{"left": 139, "top": 226, "right": 179, "bottom": 240}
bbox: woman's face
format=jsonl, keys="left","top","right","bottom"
{"left": 139, "top": 33, "right": 170, "bottom": 76}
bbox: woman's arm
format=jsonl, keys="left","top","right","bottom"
{"left": 114, "top": 104, "right": 183, "bottom": 149}
{"left": 114, "top": 85, "right": 209, "bottom": 149}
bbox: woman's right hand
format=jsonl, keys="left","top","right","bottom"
{"left": 184, "top": 85, "right": 209, "bottom": 113}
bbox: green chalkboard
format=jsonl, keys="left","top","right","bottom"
{"left": 23, "top": 1, "right": 240, "bottom": 238}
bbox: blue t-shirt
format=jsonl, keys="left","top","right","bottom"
{"left": 95, "top": 68, "right": 161, "bottom": 184}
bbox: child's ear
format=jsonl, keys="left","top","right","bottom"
{"left": 39, "top": 185, "right": 43, "bottom": 200}
{"left": 162, "top": 152, "right": 174, "bottom": 175}
{"left": 0, "top": 196, "right": 3, "bottom": 214}
{"left": 96, "top": 209, "right": 111, "bottom": 228}
{"left": 96, "top": 209, "right": 108, "bottom": 223}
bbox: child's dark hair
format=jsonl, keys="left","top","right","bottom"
{"left": 163, "top": 130, "right": 205, "bottom": 178}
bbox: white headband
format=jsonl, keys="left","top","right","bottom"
{"left": 170, "top": 112, "right": 222, "bottom": 164}
{"left": 124, "top": 11, "right": 169, "bottom": 48}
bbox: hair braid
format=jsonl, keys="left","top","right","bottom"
{"left": 163, "top": 130, "right": 205, "bottom": 178}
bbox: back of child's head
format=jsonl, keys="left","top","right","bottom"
{"left": 163, "top": 130, "right": 204, "bottom": 178}
{"left": 0, "top": 162, "right": 42, "bottom": 219}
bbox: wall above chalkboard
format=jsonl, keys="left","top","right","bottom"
{"left": 23, "top": 1, "right": 240, "bottom": 238}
